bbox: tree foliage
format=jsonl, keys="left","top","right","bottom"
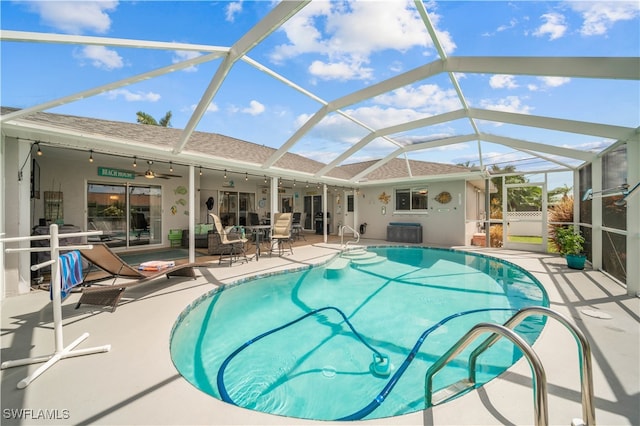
{"left": 136, "top": 111, "right": 172, "bottom": 127}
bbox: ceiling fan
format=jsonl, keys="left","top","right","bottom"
{"left": 137, "top": 160, "right": 182, "bottom": 179}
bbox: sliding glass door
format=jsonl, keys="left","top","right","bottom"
{"left": 87, "top": 182, "right": 162, "bottom": 247}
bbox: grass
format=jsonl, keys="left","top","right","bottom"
{"left": 507, "top": 235, "right": 558, "bottom": 253}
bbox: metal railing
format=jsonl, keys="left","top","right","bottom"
{"left": 424, "top": 306, "right": 596, "bottom": 426}
{"left": 339, "top": 224, "right": 360, "bottom": 250}
{"left": 425, "top": 323, "right": 548, "bottom": 426}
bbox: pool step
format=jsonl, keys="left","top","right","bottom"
{"left": 351, "top": 255, "right": 386, "bottom": 266}
{"left": 430, "top": 379, "right": 474, "bottom": 406}
{"left": 324, "top": 257, "right": 351, "bottom": 279}
{"left": 341, "top": 248, "right": 370, "bottom": 259}
{"left": 342, "top": 249, "right": 386, "bottom": 266}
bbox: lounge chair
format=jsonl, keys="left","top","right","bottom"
{"left": 75, "top": 243, "right": 207, "bottom": 312}
{"left": 270, "top": 212, "right": 293, "bottom": 256}
{"left": 209, "top": 213, "right": 249, "bottom": 265}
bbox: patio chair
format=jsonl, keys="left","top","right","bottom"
{"left": 270, "top": 212, "right": 293, "bottom": 256}
{"left": 131, "top": 212, "right": 149, "bottom": 239}
{"left": 209, "top": 213, "right": 249, "bottom": 266}
{"left": 75, "top": 243, "right": 207, "bottom": 312}
{"left": 292, "top": 212, "right": 306, "bottom": 241}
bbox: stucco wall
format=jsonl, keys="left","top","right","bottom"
{"left": 355, "top": 180, "right": 468, "bottom": 246}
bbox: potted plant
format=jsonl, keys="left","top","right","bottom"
{"left": 554, "top": 226, "right": 586, "bottom": 270}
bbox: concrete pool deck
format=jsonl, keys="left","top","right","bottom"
{"left": 1, "top": 240, "right": 638, "bottom": 425}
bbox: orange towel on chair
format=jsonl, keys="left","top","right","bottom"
{"left": 138, "top": 260, "right": 175, "bottom": 271}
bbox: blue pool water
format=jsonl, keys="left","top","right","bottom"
{"left": 170, "top": 247, "right": 548, "bottom": 421}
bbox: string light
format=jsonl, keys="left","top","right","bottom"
{"left": 199, "top": 166, "right": 203, "bottom": 176}
{"left": 224, "top": 169, "right": 227, "bottom": 179}
{"left": 169, "top": 161, "right": 173, "bottom": 172}
{"left": 36, "top": 143, "right": 42, "bottom": 156}
{"left": 245, "top": 172, "right": 248, "bottom": 181}
{"left": 264, "top": 175, "right": 267, "bottom": 184}
{"left": 133, "top": 156, "right": 137, "bottom": 167}
{"left": 89, "top": 150, "right": 94, "bottom": 163}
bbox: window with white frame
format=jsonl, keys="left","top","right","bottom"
{"left": 395, "top": 187, "right": 429, "bottom": 211}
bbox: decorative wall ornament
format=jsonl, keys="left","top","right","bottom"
{"left": 378, "top": 191, "right": 391, "bottom": 204}
{"left": 435, "top": 191, "right": 452, "bottom": 204}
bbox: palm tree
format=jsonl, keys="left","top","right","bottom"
{"left": 136, "top": 111, "right": 172, "bottom": 127}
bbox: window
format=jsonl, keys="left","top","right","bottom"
{"left": 347, "top": 195, "right": 354, "bottom": 212}
{"left": 395, "top": 187, "right": 428, "bottom": 211}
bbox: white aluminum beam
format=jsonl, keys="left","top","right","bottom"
{"left": 314, "top": 110, "right": 469, "bottom": 177}
{"left": 0, "top": 52, "right": 222, "bottom": 123}
{"left": 263, "top": 105, "right": 329, "bottom": 169}
{"left": 173, "top": 1, "right": 309, "bottom": 155}
{"left": 480, "top": 133, "right": 594, "bottom": 161}
{"left": 445, "top": 57, "right": 640, "bottom": 80}
{"left": 0, "top": 30, "right": 229, "bottom": 53}
{"left": 469, "top": 108, "right": 635, "bottom": 141}
{"left": 350, "top": 134, "right": 477, "bottom": 183}
{"left": 328, "top": 60, "right": 445, "bottom": 111}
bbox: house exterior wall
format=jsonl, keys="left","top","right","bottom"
{"left": 355, "top": 180, "right": 468, "bottom": 246}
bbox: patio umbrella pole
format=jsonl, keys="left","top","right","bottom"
{"left": 0, "top": 224, "right": 111, "bottom": 389}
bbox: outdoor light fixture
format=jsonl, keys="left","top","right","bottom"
{"left": 245, "top": 172, "right": 248, "bottom": 181}
{"left": 88, "top": 150, "right": 94, "bottom": 163}
{"left": 169, "top": 161, "right": 173, "bottom": 172}
{"left": 224, "top": 169, "right": 227, "bottom": 179}
{"left": 144, "top": 160, "right": 155, "bottom": 178}
{"left": 133, "top": 156, "right": 137, "bottom": 167}
{"left": 36, "top": 143, "right": 42, "bottom": 156}
{"left": 199, "top": 166, "right": 203, "bottom": 176}
{"left": 264, "top": 175, "right": 267, "bottom": 184}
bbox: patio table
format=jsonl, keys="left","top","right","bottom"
{"left": 244, "top": 225, "right": 272, "bottom": 261}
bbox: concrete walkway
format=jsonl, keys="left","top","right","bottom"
{"left": 1, "top": 241, "right": 638, "bottom": 425}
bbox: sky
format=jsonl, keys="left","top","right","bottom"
{"left": 1, "top": 0, "right": 639, "bottom": 187}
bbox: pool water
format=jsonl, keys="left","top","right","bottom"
{"left": 170, "top": 247, "right": 548, "bottom": 420}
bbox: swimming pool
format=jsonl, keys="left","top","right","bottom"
{"left": 170, "top": 246, "right": 548, "bottom": 421}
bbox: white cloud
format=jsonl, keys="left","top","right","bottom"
{"left": 105, "top": 89, "right": 160, "bottom": 102}
{"left": 76, "top": 45, "right": 124, "bottom": 70}
{"left": 309, "top": 59, "right": 373, "bottom": 81}
{"left": 188, "top": 103, "right": 219, "bottom": 113}
{"left": 293, "top": 83, "right": 461, "bottom": 145}
{"left": 538, "top": 76, "right": 571, "bottom": 87}
{"left": 533, "top": 12, "right": 567, "bottom": 40}
{"left": 528, "top": 76, "right": 571, "bottom": 91}
{"left": 26, "top": 1, "right": 117, "bottom": 34}
{"left": 497, "top": 18, "right": 518, "bottom": 32}
{"left": 480, "top": 96, "right": 533, "bottom": 115}
{"left": 489, "top": 75, "right": 519, "bottom": 89}
{"left": 172, "top": 50, "right": 202, "bottom": 73}
{"left": 242, "top": 100, "right": 266, "bottom": 116}
{"left": 270, "top": 0, "right": 454, "bottom": 81}
{"left": 374, "top": 84, "right": 461, "bottom": 114}
{"left": 226, "top": 2, "right": 243, "bottom": 23}
{"left": 568, "top": 1, "right": 640, "bottom": 36}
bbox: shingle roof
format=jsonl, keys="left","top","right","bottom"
{"left": 1, "top": 107, "right": 469, "bottom": 183}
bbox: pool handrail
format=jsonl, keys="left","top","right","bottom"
{"left": 425, "top": 322, "right": 549, "bottom": 426}
{"left": 468, "top": 306, "right": 595, "bottom": 426}
{"left": 339, "top": 224, "right": 360, "bottom": 250}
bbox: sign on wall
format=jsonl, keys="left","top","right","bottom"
{"left": 97, "top": 167, "right": 136, "bottom": 180}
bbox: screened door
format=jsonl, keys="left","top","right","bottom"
{"left": 504, "top": 183, "right": 546, "bottom": 252}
